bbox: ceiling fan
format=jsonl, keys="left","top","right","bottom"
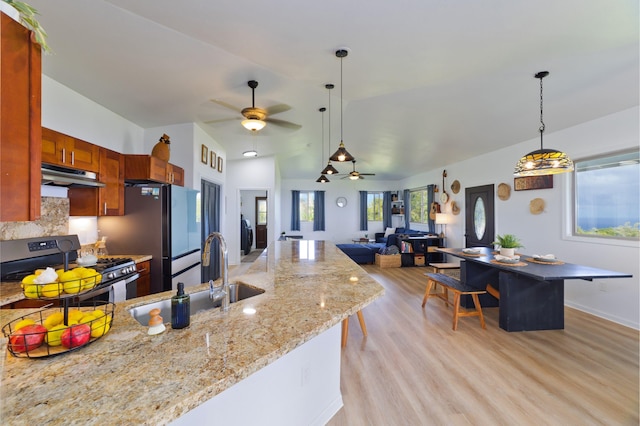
{"left": 206, "top": 80, "right": 301, "bottom": 131}
{"left": 341, "top": 160, "right": 375, "bottom": 180}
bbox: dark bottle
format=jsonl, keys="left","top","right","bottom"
{"left": 171, "top": 282, "right": 190, "bottom": 329}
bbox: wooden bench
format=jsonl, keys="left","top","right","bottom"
{"left": 422, "top": 273, "right": 487, "bottom": 330}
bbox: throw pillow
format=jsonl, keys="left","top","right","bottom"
{"left": 383, "top": 227, "right": 396, "bottom": 237}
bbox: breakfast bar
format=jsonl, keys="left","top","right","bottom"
{"left": 437, "top": 247, "right": 632, "bottom": 332}
{"left": 0, "top": 240, "right": 384, "bottom": 425}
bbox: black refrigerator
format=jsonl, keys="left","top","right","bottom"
{"left": 98, "top": 184, "right": 201, "bottom": 294}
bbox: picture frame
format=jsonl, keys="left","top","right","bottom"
{"left": 201, "top": 144, "right": 208, "bottom": 164}
{"left": 514, "top": 175, "right": 553, "bottom": 191}
{"left": 210, "top": 151, "right": 216, "bottom": 168}
{"left": 217, "top": 156, "right": 223, "bottom": 173}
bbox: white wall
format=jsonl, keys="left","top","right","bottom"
{"left": 42, "top": 76, "right": 143, "bottom": 153}
{"left": 399, "top": 106, "right": 639, "bottom": 328}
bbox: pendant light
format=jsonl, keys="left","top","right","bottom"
{"left": 329, "top": 49, "right": 355, "bottom": 163}
{"left": 321, "top": 83, "right": 339, "bottom": 175}
{"left": 316, "top": 107, "right": 330, "bottom": 183}
{"left": 514, "top": 71, "right": 574, "bottom": 176}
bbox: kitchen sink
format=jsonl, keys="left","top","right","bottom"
{"left": 128, "top": 282, "right": 265, "bottom": 326}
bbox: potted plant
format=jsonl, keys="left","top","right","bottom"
{"left": 492, "top": 234, "right": 523, "bottom": 257}
{"left": 1, "top": 1, "right": 51, "bottom": 52}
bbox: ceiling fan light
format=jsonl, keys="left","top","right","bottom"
{"left": 243, "top": 150, "right": 258, "bottom": 157}
{"left": 241, "top": 119, "right": 266, "bottom": 131}
{"left": 349, "top": 174, "right": 359, "bottom": 180}
{"left": 514, "top": 149, "right": 574, "bottom": 176}
{"left": 316, "top": 174, "right": 330, "bottom": 183}
{"left": 322, "top": 161, "right": 339, "bottom": 175}
{"left": 329, "top": 141, "right": 354, "bottom": 162}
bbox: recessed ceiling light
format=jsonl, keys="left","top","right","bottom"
{"left": 243, "top": 150, "right": 258, "bottom": 157}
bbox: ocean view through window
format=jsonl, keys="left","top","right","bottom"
{"left": 574, "top": 150, "right": 639, "bottom": 239}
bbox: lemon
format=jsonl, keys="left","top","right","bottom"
{"left": 14, "top": 318, "right": 36, "bottom": 331}
{"left": 55, "top": 269, "right": 65, "bottom": 280}
{"left": 46, "top": 324, "right": 67, "bottom": 346}
{"left": 40, "top": 283, "right": 62, "bottom": 298}
{"left": 21, "top": 274, "right": 37, "bottom": 287}
{"left": 43, "top": 312, "right": 64, "bottom": 330}
{"left": 91, "top": 321, "right": 110, "bottom": 338}
{"left": 67, "top": 310, "right": 84, "bottom": 323}
{"left": 60, "top": 270, "right": 82, "bottom": 294}
{"left": 79, "top": 269, "right": 98, "bottom": 290}
{"left": 24, "top": 285, "right": 39, "bottom": 299}
{"left": 91, "top": 309, "right": 106, "bottom": 319}
{"left": 79, "top": 314, "right": 97, "bottom": 325}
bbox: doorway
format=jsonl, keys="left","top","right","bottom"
{"left": 201, "top": 179, "right": 221, "bottom": 282}
{"left": 240, "top": 190, "right": 269, "bottom": 252}
{"left": 465, "top": 184, "right": 495, "bottom": 247}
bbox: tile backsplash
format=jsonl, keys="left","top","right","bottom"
{"left": 0, "top": 197, "right": 69, "bottom": 240}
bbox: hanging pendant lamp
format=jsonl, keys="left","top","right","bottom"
{"left": 514, "top": 71, "right": 574, "bottom": 176}
{"left": 329, "top": 49, "right": 355, "bottom": 163}
{"left": 321, "top": 83, "right": 339, "bottom": 175}
{"left": 316, "top": 107, "right": 330, "bottom": 183}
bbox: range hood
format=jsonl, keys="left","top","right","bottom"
{"left": 41, "top": 164, "right": 105, "bottom": 188}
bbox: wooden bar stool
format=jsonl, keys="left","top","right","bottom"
{"left": 341, "top": 310, "right": 367, "bottom": 347}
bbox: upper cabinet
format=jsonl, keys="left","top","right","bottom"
{"left": 42, "top": 127, "right": 100, "bottom": 173}
{"left": 124, "top": 155, "right": 184, "bottom": 186}
{"left": 68, "top": 147, "right": 124, "bottom": 216}
{"left": 0, "top": 12, "right": 42, "bottom": 221}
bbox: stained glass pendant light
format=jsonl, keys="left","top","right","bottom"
{"left": 329, "top": 49, "right": 355, "bottom": 163}
{"left": 316, "top": 107, "right": 330, "bottom": 183}
{"left": 514, "top": 71, "right": 574, "bottom": 176}
{"left": 321, "top": 84, "right": 339, "bottom": 175}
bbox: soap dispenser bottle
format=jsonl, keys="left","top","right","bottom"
{"left": 171, "top": 282, "right": 190, "bottom": 329}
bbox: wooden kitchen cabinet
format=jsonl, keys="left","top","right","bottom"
{"left": 68, "top": 147, "right": 124, "bottom": 216}
{"left": 136, "top": 260, "right": 151, "bottom": 298}
{"left": 42, "top": 127, "right": 100, "bottom": 173}
{"left": 124, "top": 154, "right": 184, "bottom": 186}
{"left": 0, "top": 12, "right": 42, "bottom": 221}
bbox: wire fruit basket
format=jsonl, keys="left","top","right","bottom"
{"left": 2, "top": 296, "right": 115, "bottom": 359}
{"left": 21, "top": 266, "right": 104, "bottom": 300}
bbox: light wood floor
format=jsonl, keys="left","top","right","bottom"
{"left": 326, "top": 265, "right": 639, "bottom": 426}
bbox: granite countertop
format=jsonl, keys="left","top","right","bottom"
{"left": 0, "top": 240, "right": 384, "bottom": 425}
{"left": 0, "top": 255, "right": 152, "bottom": 306}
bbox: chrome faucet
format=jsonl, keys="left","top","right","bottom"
{"left": 202, "top": 232, "right": 230, "bottom": 312}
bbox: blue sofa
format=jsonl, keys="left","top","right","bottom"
{"left": 336, "top": 243, "right": 385, "bottom": 264}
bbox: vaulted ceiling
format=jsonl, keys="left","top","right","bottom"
{"left": 28, "top": 0, "right": 639, "bottom": 180}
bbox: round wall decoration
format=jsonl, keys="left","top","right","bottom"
{"left": 530, "top": 198, "right": 545, "bottom": 215}
{"left": 451, "top": 201, "right": 461, "bottom": 215}
{"left": 336, "top": 197, "right": 347, "bottom": 208}
{"left": 497, "top": 183, "right": 511, "bottom": 201}
{"left": 451, "top": 180, "right": 460, "bottom": 194}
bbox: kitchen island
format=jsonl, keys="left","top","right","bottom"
{"left": 1, "top": 240, "right": 384, "bottom": 425}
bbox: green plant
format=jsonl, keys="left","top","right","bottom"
{"left": 2, "top": 0, "right": 51, "bottom": 52}
{"left": 492, "top": 234, "right": 523, "bottom": 249}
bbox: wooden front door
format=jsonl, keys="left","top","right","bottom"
{"left": 255, "top": 197, "right": 268, "bottom": 249}
{"left": 465, "top": 184, "right": 495, "bottom": 248}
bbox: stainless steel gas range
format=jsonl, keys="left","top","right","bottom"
{"left": 0, "top": 235, "right": 139, "bottom": 302}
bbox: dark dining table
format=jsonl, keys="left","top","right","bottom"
{"left": 437, "top": 247, "right": 632, "bottom": 332}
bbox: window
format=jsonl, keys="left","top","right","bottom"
{"left": 410, "top": 189, "right": 430, "bottom": 223}
{"left": 299, "top": 191, "right": 314, "bottom": 222}
{"left": 256, "top": 198, "right": 267, "bottom": 225}
{"left": 574, "top": 150, "right": 639, "bottom": 239}
{"left": 367, "top": 192, "right": 383, "bottom": 221}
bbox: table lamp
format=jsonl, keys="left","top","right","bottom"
{"left": 435, "top": 213, "right": 451, "bottom": 238}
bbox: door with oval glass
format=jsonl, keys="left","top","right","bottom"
{"left": 465, "top": 184, "right": 495, "bottom": 247}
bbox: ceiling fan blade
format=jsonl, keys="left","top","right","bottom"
{"left": 264, "top": 104, "right": 292, "bottom": 115}
{"left": 210, "top": 99, "right": 243, "bottom": 113}
{"left": 360, "top": 173, "right": 376, "bottom": 176}
{"left": 204, "top": 117, "right": 240, "bottom": 125}
{"left": 265, "top": 117, "right": 302, "bottom": 130}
